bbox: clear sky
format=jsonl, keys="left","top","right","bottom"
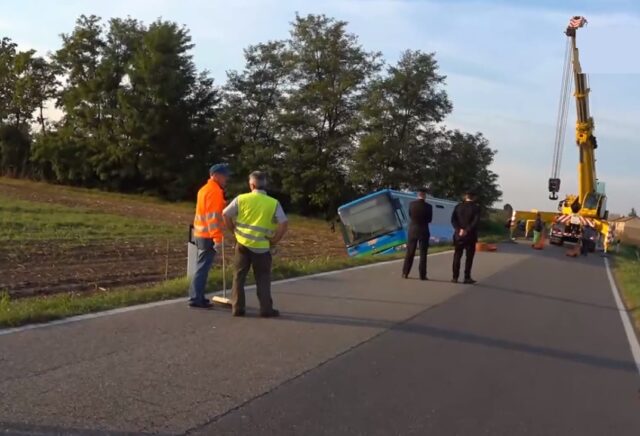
{"left": 3, "top": 0, "right": 639, "bottom": 214}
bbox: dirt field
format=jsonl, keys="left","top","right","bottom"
{"left": 0, "top": 178, "right": 346, "bottom": 298}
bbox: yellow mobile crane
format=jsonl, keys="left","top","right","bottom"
{"left": 513, "top": 16, "right": 611, "bottom": 250}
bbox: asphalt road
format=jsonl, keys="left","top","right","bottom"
{"left": 1, "top": 243, "right": 639, "bottom": 435}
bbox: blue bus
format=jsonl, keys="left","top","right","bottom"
{"left": 337, "top": 189, "right": 457, "bottom": 257}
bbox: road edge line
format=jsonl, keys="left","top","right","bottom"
{"left": 0, "top": 251, "right": 452, "bottom": 336}
{"left": 604, "top": 257, "right": 640, "bottom": 376}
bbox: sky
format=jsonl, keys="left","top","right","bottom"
{"left": 2, "top": 0, "right": 639, "bottom": 214}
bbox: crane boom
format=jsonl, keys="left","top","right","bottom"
{"left": 567, "top": 20, "right": 598, "bottom": 204}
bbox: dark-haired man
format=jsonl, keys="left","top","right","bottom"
{"left": 402, "top": 188, "right": 432, "bottom": 281}
{"left": 451, "top": 191, "right": 481, "bottom": 284}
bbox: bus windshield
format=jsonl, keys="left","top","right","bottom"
{"left": 338, "top": 194, "right": 401, "bottom": 246}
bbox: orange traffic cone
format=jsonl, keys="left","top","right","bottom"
{"left": 565, "top": 244, "right": 580, "bottom": 257}
{"left": 476, "top": 242, "right": 488, "bottom": 252}
{"left": 475, "top": 242, "right": 497, "bottom": 252}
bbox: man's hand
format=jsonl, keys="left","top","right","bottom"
{"left": 266, "top": 236, "right": 280, "bottom": 246}
{"left": 268, "top": 222, "right": 288, "bottom": 248}
{"left": 458, "top": 229, "right": 467, "bottom": 237}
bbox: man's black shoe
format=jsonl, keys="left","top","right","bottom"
{"left": 451, "top": 278, "right": 458, "bottom": 283}
{"left": 402, "top": 274, "right": 408, "bottom": 279}
{"left": 420, "top": 276, "right": 429, "bottom": 281}
{"left": 463, "top": 278, "right": 477, "bottom": 285}
{"left": 260, "top": 309, "right": 280, "bottom": 318}
{"left": 232, "top": 309, "right": 246, "bottom": 317}
{"left": 189, "top": 300, "right": 213, "bottom": 309}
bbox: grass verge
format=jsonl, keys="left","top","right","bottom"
{"left": 0, "top": 245, "right": 453, "bottom": 328}
{"left": 611, "top": 245, "right": 640, "bottom": 332}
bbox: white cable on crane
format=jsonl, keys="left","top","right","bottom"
{"left": 558, "top": 46, "right": 572, "bottom": 175}
{"left": 550, "top": 38, "right": 572, "bottom": 181}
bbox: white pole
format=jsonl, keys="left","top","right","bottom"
{"left": 222, "top": 239, "right": 226, "bottom": 298}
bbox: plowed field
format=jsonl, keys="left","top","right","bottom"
{"left": 0, "top": 178, "right": 345, "bottom": 298}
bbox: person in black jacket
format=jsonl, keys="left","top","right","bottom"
{"left": 451, "top": 192, "right": 481, "bottom": 284}
{"left": 402, "top": 188, "right": 433, "bottom": 280}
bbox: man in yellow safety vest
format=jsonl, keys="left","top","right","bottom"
{"left": 223, "top": 171, "right": 288, "bottom": 317}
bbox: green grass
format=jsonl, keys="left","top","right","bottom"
{"left": 0, "top": 246, "right": 453, "bottom": 328}
{"left": 612, "top": 245, "right": 640, "bottom": 331}
{"left": 0, "top": 195, "right": 181, "bottom": 243}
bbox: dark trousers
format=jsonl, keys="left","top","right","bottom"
{"left": 402, "top": 237, "right": 429, "bottom": 279}
{"left": 188, "top": 238, "right": 215, "bottom": 303}
{"left": 453, "top": 241, "right": 476, "bottom": 280}
{"left": 231, "top": 244, "right": 273, "bottom": 313}
{"left": 580, "top": 238, "right": 590, "bottom": 256}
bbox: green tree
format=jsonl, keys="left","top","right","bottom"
{"left": 119, "top": 19, "right": 218, "bottom": 199}
{"left": 30, "top": 57, "right": 59, "bottom": 135}
{"left": 32, "top": 16, "right": 218, "bottom": 197}
{"left": 0, "top": 38, "right": 18, "bottom": 123}
{"left": 630, "top": 208, "right": 637, "bottom": 217}
{"left": 35, "top": 15, "right": 106, "bottom": 184}
{"left": 352, "top": 50, "right": 452, "bottom": 191}
{"left": 0, "top": 125, "right": 30, "bottom": 176}
{"left": 0, "top": 38, "right": 57, "bottom": 176}
{"left": 279, "top": 14, "right": 381, "bottom": 214}
{"left": 430, "top": 130, "right": 502, "bottom": 209}
{"left": 218, "top": 41, "right": 291, "bottom": 196}
{"left": 8, "top": 50, "right": 46, "bottom": 127}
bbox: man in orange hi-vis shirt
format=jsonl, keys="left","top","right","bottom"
{"left": 188, "top": 164, "right": 230, "bottom": 308}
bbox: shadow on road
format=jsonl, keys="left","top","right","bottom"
{"left": 472, "top": 283, "right": 619, "bottom": 311}
{"left": 276, "top": 290, "right": 424, "bottom": 307}
{"left": 281, "top": 310, "right": 638, "bottom": 374}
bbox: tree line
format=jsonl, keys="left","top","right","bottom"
{"left": 0, "top": 13, "right": 502, "bottom": 215}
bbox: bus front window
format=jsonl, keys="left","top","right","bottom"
{"left": 338, "top": 195, "right": 401, "bottom": 246}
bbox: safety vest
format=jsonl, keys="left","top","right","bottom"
{"left": 193, "top": 180, "right": 225, "bottom": 243}
{"left": 234, "top": 192, "right": 278, "bottom": 250}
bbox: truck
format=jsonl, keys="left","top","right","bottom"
{"left": 337, "top": 189, "right": 457, "bottom": 257}
{"left": 512, "top": 16, "right": 611, "bottom": 250}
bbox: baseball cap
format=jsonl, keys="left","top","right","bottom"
{"left": 209, "top": 163, "right": 231, "bottom": 176}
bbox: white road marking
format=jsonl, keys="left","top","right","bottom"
{"left": 604, "top": 257, "right": 640, "bottom": 376}
{"left": 0, "top": 251, "right": 452, "bottom": 336}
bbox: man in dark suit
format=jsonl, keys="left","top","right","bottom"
{"left": 451, "top": 191, "right": 481, "bottom": 284}
{"left": 402, "top": 188, "right": 433, "bottom": 280}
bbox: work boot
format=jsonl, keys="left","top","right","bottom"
{"left": 189, "top": 300, "right": 213, "bottom": 309}
{"left": 260, "top": 309, "right": 280, "bottom": 318}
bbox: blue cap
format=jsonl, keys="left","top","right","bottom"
{"left": 209, "top": 163, "right": 231, "bottom": 176}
